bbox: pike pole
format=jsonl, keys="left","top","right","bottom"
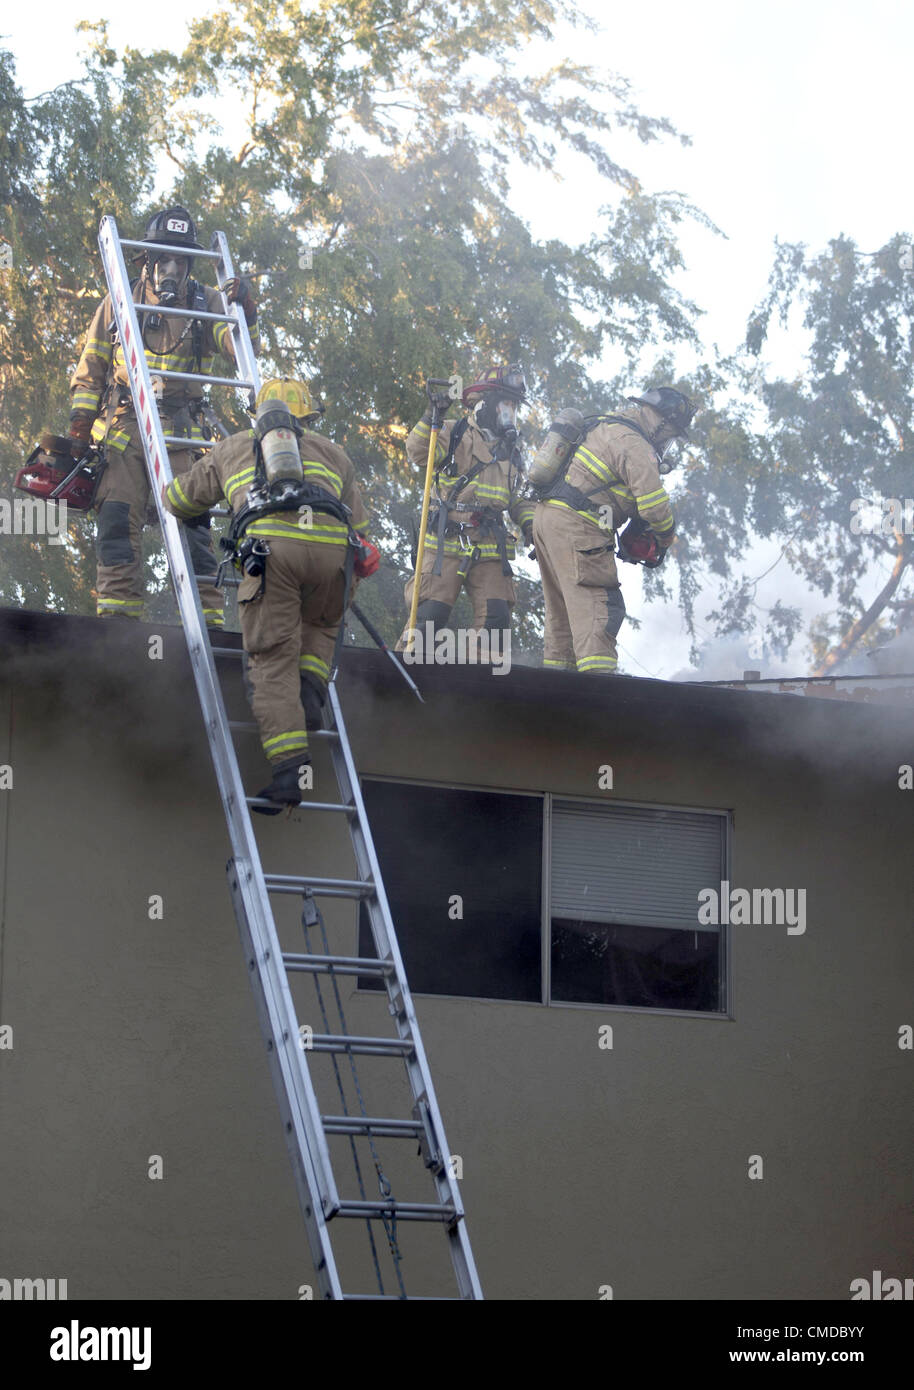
{"left": 404, "top": 374, "right": 462, "bottom": 655}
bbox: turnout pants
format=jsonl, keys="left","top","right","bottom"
{"left": 94, "top": 420, "right": 223, "bottom": 625}
{"left": 532, "top": 502, "right": 626, "bottom": 675}
{"left": 397, "top": 545, "right": 516, "bottom": 648}
{"left": 237, "top": 534, "right": 349, "bottom": 766}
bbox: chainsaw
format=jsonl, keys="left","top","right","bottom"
{"left": 14, "top": 433, "right": 104, "bottom": 511}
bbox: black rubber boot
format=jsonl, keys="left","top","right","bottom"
{"left": 299, "top": 673, "right": 327, "bottom": 731}
{"left": 251, "top": 756, "right": 309, "bottom": 816}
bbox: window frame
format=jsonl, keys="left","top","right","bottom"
{"left": 359, "top": 774, "right": 732, "bottom": 1019}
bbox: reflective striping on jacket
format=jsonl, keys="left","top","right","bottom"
{"left": 225, "top": 466, "right": 258, "bottom": 505}
{"left": 423, "top": 532, "right": 518, "bottom": 561}
{"left": 165, "top": 476, "right": 201, "bottom": 518}
{"left": 542, "top": 497, "right": 609, "bottom": 533}
{"left": 573, "top": 444, "right": 634, "bottom": 504}
{"left": 245, "top": 516, "right": 351, "bottom": 545}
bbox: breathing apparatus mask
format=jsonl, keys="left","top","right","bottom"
{"left": 152, "top": 253, "right": 190, "bottom": 306}
{"left": 475, "top": 395, "right": 519, "bottom": 444}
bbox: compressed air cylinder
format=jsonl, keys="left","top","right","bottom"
{"left": 528, "top": 407, "right": 586, "bottom": 491}
{"left": 255, "top": 400, "right": 304, "bottom": 487}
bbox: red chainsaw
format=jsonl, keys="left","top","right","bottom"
{"left": 14, "top": 433, "right": 103, "bottom": 511}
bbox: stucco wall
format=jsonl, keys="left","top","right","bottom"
{"left": 0, "top": 612, "right": 911, "bottom": 1300}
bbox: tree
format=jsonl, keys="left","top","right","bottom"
{"left": 738, "top": 233, "right": 914, "bottom": 672}
{"left": 2, "top": 1, "right": 712, "bottom": 649}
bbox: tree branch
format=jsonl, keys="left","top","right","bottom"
{"left": 812, "top": 537, "right": 911, "bottom": 674}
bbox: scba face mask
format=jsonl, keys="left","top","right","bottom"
{"left": 152, "top": 254, "right": 190, "bottom": 304}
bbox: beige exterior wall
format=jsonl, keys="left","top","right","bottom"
{"left": 0, "top": 613, "right": 911, "bottom": 1300}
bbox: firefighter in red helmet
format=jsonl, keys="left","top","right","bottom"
{"left": 398, "top": 363, "right": 535, "bottom": 649}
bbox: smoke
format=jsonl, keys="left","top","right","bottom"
{"left": 670, "top": 637, "right": 795, "bottom": 683}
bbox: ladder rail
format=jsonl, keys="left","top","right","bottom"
{"left": 97, "top": 215, "right": 344, "bottom": 1299}
{"left": 97, "top": 214, "right": 484, "bottom": 1300}
{"left": 327, "top": 682, "right": 484, "bottom": 1300}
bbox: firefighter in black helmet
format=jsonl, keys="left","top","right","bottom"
{"left": 531, "top": 384, "right": 696, "bottom": 674}
{"left": 68, "top": 204, "right": 260, "bottom": 625}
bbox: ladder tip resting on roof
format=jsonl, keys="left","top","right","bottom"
{"left": 97, "top": 214, "right": 483, "bottom": 1300}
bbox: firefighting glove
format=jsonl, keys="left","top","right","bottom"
{"left": 354, "top": 534, "right": 381, "bottom": 578}
{"left": 223, "top": 276, "right": 257, "bottom": 325}
{"left": 68, "top": 415, "right": 94, "bottom": 444}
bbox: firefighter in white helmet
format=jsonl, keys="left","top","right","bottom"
{"left": 164, "top": 377, "right": 379, "bottom": 811}
{"left": 68, "top": 204, "right": 260, "bottom": 626}
{"left": 530, "top": 387, "right": 696, "bottom": 674}
{"left": 398, "top": 364, "right": 535, "bottom": 649}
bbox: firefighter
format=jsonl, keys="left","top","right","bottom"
{"left": 163, "top": 377, "right": 379, "bottom": 812}
{"left": 398, "top": 364, "right": 536, "bottom": 649}
{"left": 530, "top": 387, "right": 696, "bottom": 674}
{"left": 68, "top": 204, "right": 260, "bottom": 627}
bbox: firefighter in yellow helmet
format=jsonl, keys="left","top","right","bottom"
{"left": 68, "top": 204, "right": 260, "bottom": 626}
{"left": 398, "top": 364, "right": 535, "bottom": 650}
{"left": 163, "top": 376, "right": 379, "bottom": 811}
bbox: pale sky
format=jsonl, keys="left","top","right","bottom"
{"left": 3, "top": 0, "right": 911, "bottom": 675}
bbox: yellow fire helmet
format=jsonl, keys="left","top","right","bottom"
{"left": 255, "top": 376, "right": 324, "bottom": 422}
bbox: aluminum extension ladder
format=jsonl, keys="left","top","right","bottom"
{"left": 96, "top": 215, "right": 483, "bottom": 1300}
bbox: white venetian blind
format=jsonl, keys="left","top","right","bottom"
{"left": 550, "top": 801, "right": 725, "bottom": 931}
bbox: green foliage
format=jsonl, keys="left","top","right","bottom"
{"left": 1, "top": 0, "right": 708, "bottom": 654}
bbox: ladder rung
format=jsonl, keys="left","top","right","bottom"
{"left": 264, "top": 873, "right": 374, "bottom": 897}
{"left": 135, "top": 302, "right": 232, "bottom": 324}
{"left": 192, "top": 574, "right": 220, "bottom": 583}
{"left": 342, "top": 1294, "right": 460, "bottom": 1301}
{"left": 283, "top": 953, "right": 392, "bottom": 977}
{"left": 322, "top": 1115, "right": 423, "bottom": 1137}
{"left": 119, "top": 235, "right": 221, "bottom": 260}
{"left": 164, "top": 435, "right": 217, "bottom": 449}
{"left": 334, "top": 1200, "right": 458, "bottom": 1223}
{"left": 308, "top": 1034, "right": 415, "bottom": 1056}
{"left": 276, "top": 800, "right": 355, "bottom": 814}
{"left": 154, "top": 367, "right": 256, "bottom": 389}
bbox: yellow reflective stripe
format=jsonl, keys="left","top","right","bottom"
{"left": 514, "top": 502, "right": 536, "bottom": 525}
{"left": 299, "top": 654, "right": 330, "bottom": 680}
{"left": 544, "top": 657, "right": 576, "bottom": 670}
{"left": 226, "top": 467, "right": 257, "bottom": 502}
{"left": 72, "top": 391, "right": 101, "bottom": 411}
{"left": 263, "top": 731, "right": 308, "bottom": 756}
{"left": 213, "top": 322, "right": 231, "bottom": 355}
{"left": 97, "top": 597, "right": 143, "bottom": 613}
{"left": 301, "top": 461, "right": 343, "bottom": 494}
{"left": 543, "top": 498, "right": 607, "bottom": 530}
{"left": 651, "top": 516, "right": 674, "bottom": 533}
{"left": 635, "top": 487, "right": 667, "bottom": 506}
{"left": 577, "top": 654, "right": 618, "bottom": 672}
{"left": 167, "top": 477, "right": 200, "bottom": 517}
{"left": 245, "top": 518, "right": 349, "bottom": 543}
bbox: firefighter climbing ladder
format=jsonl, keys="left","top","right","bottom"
{"left": 96, "top": 216, "right": 483, "bottom": 1300}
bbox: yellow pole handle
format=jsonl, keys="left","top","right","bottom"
{"left": 405, "top": 421, "right": 440, "bottom": 654}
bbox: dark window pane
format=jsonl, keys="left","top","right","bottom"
{"left": 551, "top": 918, "right": 720, "bottom": 1011}
{"left": 359, "top": 780, "right": 542, "bottom": 1002}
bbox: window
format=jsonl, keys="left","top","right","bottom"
{"left": 360, "top": 780, "right": 728, "bottom": 1014}
{"left": 358, "top": 780, "right": 542, "bottom": 1001}
{"left": 549, "top": 800, "right": 726, "bottom": 1012}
